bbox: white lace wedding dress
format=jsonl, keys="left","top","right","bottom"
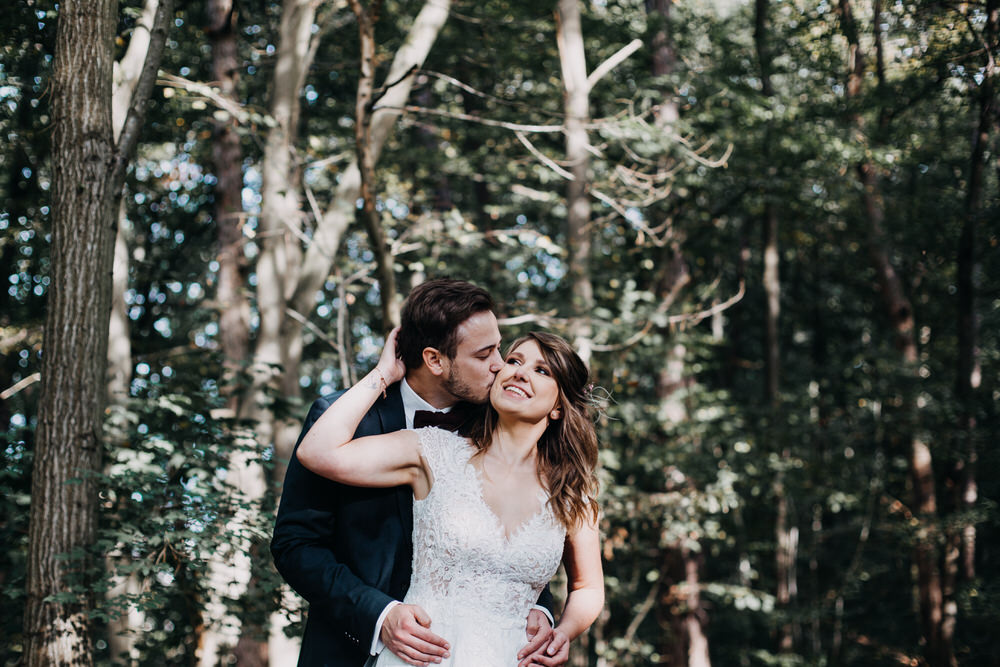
{"left": 375, "top": 427, "right": 566, "bottom": 667}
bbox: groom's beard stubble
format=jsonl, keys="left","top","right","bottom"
{"left": 442, "top": 368, "right": 493, "bottom": 405}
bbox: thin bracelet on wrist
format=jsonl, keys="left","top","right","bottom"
{"left": 371, "top": 367, "right": 389, "bottom": 399}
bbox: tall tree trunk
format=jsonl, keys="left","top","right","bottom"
{"left": 203, "top": 1, "right": 265, "bottom": 663}
{"left": 556, "top": 0, "right": 594, "bottom": 366}
{"left": 754, "top": 0, "right": 795, "bottom": 651}
{"left": 26, "top": 0, "right": 170, "bottom": 663}
{"left": 683, "top": 545, "right": 711, "bottom": 667}
{"left": 25, "top": 5, "right": 118, "bottom": 661}
{"left": 944, "top": 0, "right": 995, "bottom": 648}
{"left": 957, "top": 0, "right": 994, "bottom": 584}
{"left": 105, "top": 199, "right": 142, "bottom": 666}
{"left": 209, "top": 0, "right": 251, "bottom": 408}
{"left": 349, "top": 0, "right": 400, "bottom": 330}
{"left": 836, "top": 0, "right": 949, "bottom": 663}
{"left": 105, "top": 3, "right": 162, "bottom": 660}
{"left": 647, "top": 0, "right": 678, "bottom": 127}
{"left": 200, "top": 4, "right": 320, "bottom": 661}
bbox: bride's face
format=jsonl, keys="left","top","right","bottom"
{"left": 490, "top": 340, "right": 561, "bottom": 423}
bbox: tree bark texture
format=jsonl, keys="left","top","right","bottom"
{"left": 557, "top": 0, "right": 595, "bottom": 366}
{"left": 647, "top": 0, "right": 678, "bottom": 127}
{"left": 349, "top": 0, "right": 400, "bottom": 330}
{"left": 25, "top": 2, "right": 117, "bottom": 664}
{"left": 209, "top": 0, "right": 251, "bottom": 406}
{"left": 105, "top": 2, "right": 164, "bottom": 659}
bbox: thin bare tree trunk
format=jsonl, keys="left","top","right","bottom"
{"left": 557, "top": 0, "right": 594, "bottom": 366}
{"left": 349, "top": 0, "right": 399, "bottom": 329}
{"left": 203, "top": 2, "right": 266, "bottom": 662}
{"left": 200, "top": 6, "right": 320, "bottom": 662}
{"left": 105, "top": 200, "right": 141, "bottom": 666}
{"left": 26, "top": 0, "right": 171, "bottom": 663}
{"left": 209, "top": 0, "right": 251, "bottom": 408}
{"left": 957, "top": 0, "right": 994, "bottom": 585}
{"left": 105, "top": 3, "right": 162, "bottom": 660}
{"left": 648, "top": 0, "right": 678, "bottom": 127}
{"left": 754, "top": 0, "right": 795, "bottom": 651}
{"left": 945, "top": 0, "right": 995, "bottom": 648}
{"left": 683, "top": 546, "right": 710, "bottom": 667}
{"left": 287, "top": 0, "right": 452, "bottom": 340}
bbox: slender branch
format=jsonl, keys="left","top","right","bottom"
{"left": 665, "top": 280, "right": 745, "bottom": 325}
{"left": 516, "top": 130, "right": 574, "bottom": 179}
{"left": 622, "top": 576, "right": 661, "bottom": 645}
{"left": 372, "top": 64, "right": 419, "bottom": 107}
{"left": 1, "top": 373, "right": 41, "bottom": 400}
{"left": 586, "top": 38, "right": 643, "bottom": 90}
{"left": 497, "top": 312, "right": 566, "bottom": 327}
{"left": 285, "top": 307, "right": 340, "bottom": 351}
{"left": 591, "top": 281, "right": 746, "bottom": 352}
{"left": 113, "top": 0, "right": 174, "bottom": 188}
{"left": 418, "top": 69, "right": 567, "bottom": 118}
{"left": 384, "top": 104, "right": 565, "bottom": 132}
{"left": 158, "top": 73, "right": 255, "bottom": 122}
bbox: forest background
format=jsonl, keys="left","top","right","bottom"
{"left": 1, "top": 0, "right": 997, "bottom": 665}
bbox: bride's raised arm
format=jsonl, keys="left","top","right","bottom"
{"left": 295, "top": 328, "right": 430, "bottom": 497}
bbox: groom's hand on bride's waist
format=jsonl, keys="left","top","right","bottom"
{"left": 380, "top": 603, "right": 451, "bottom": 666}
{"left": 518, "top": 610, "right": 568, "bottom": 667}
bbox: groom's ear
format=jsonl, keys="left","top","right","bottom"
{"left": 422, "top": 347, "right": 445, "bottom": 376}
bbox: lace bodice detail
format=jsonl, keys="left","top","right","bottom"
{"left": 408, "top": 427, "right": 565, "bottom": 629}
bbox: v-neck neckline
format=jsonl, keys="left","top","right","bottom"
{"left": 466, "top": 456, "right": 548, "bottom": 543}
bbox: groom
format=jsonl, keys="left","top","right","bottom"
{"left": 271, "top": 279, "right": 566, "bottom": 667}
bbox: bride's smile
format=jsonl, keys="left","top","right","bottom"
{"left": 491, "top": 341, "right": 560, "bottom": 422}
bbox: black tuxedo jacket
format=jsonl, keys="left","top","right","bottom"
{"left": 271, "top": 382, "right": 554, "bottom": 667}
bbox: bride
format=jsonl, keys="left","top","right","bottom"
{"left": 296, "top": 329, "right": 604, "bottom": 666}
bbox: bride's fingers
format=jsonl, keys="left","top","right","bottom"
{"left": 377, "top": 327, "right": 406, "bottom": 383}
{"left": 517, "top": 625, "right": 552, "bottom": 660}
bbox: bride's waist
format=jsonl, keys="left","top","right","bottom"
{"left": 402, "top": 586, "right": 533, "bottom": 629}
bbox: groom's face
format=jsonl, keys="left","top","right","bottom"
{"left": 439, "top": 310, "right": 503, "bottom": 404}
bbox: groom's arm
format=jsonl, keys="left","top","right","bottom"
{"left": 517, "top": 584, "right": 565, "bottom": 666}
{"left": 270, "top": 397, "right": 392, "bottom": 646}
{"left": 535, "top": 585, "right": 555, "bottom": 624}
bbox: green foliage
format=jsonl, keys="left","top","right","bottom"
{"left": 2, "top": 0, "right": 998, "bottom": 665}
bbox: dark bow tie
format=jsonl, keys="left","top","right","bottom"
{"left": 412, "top": 404, "right": 473, "bottom": 431}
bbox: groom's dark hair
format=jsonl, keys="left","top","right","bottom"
{"left": 397, "top": 278, "right": 496, "bottom": 370}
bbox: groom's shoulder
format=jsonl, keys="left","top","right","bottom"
{"left": 306, "top": 382, "right": 402, "bottom": 419}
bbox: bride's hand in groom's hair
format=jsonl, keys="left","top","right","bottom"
{"left": 380, "top": 603, "right": 450, "bottom": 666}
{"left": 377, "top": 327, "right": 406, "bottom": 386}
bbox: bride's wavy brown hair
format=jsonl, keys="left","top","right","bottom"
{"left": 464, "top": 331, "right": 600, "bottom": 531}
